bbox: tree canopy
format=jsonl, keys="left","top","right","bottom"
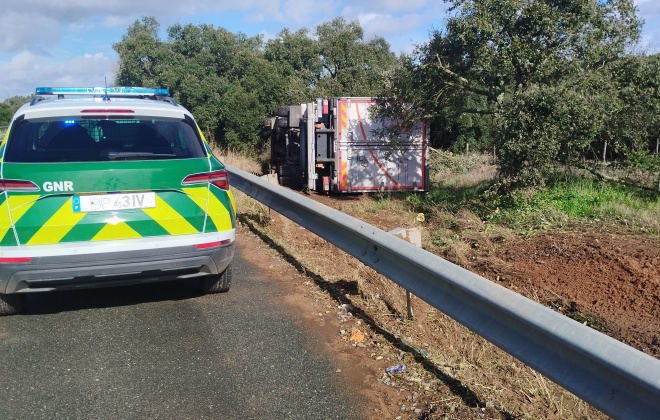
{"left": 0, "top": 95, "right": 32, "bottom": 128}
{"left": 84, "top": 5, "right": 660, "bottom": 189}
{"left": 113, "top": 17, "right": 397, "bottom": 152}
{"left": 378, "top": 0, "right": 658, "bottom": 188}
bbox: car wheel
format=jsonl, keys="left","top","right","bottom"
{"left": 0, "top": 293, "right": 24, "bottom": 316}
{"left": 200, "top": 264, "right": 232, "bottom": 294}
{"left": 278, "top": 175, "right": 292, "bottom": 186}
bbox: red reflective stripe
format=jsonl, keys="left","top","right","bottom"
{"left": 80, "top": 109, "right": 135, "bottom": 114}
{"left": 0, "top": 257, "right": 32, "bottom": 263}
{"left": 194, "top": 239, "right": 231, "bottom": 249}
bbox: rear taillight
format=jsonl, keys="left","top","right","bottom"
{"left": 182, "top": 170, "right": 229, "bottom": 190}
{"left": 0, "top": 179, "right": 40, "bottom": 192}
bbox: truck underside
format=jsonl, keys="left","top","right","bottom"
{"left": 269, "top": 97, "right": 429, "bottom": 194}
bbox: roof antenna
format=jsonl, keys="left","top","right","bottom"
{"left": 103, "top": 76, "right": 110, "bottom": 101}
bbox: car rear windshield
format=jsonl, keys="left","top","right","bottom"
{"left": 4, "top": 116, "right": 208, "bottom": 163}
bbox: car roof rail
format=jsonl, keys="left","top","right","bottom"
{"left": 30, "top": 96, "right": 48, "bottom": 106}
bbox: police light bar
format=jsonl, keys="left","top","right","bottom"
{"left": 35, "top": 87, "right": 170, "bottom": 96}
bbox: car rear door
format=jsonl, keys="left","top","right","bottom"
{"left": 0, "top": 115, "right": 233, "bottom": 247}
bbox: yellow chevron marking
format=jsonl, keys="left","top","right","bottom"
{"left": 0, "top": 195, "right": 40, "bottom": 241}
{"left": 143, "top": 195, "right": 197, "bottom": 235}
{"left": 7, "top": 194, "right": 40, "bottom": 221}
{"left": 181, "top": 187, "right": 211, "bottom": 230}
{"left": 182, "top": 187, "right": 208, "bottom": 212}
{"left": 340, "top": 160, "right": 348, "bottom": 190}
{"left": 340, "top": 104, "right": 347, "bottom": 131}
{"left": 228, "top": 190, "right": 237, "bottom": 215}
{"left": 182, "top": 187, "right": 234, "bottom": 230}
{"left": 92, "top": 221, "right": 141, "bottom": 241}
{"left": 28, "top": 198, "right": 85, "bottom": 245}
{"left": 8, "top": 195, "right": 40, "bottom": 217}
{"left": 0, "top": 200, "right": 12, "bottom": 240}
{"left": 0, "top": 131, "right": 7, "bottom": 162}
{"left": 207, "top": 192, "right": 231, "bottom": 231}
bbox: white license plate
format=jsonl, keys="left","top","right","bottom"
{"left": 72, "top": 192, "right": 156, "bottom": 213}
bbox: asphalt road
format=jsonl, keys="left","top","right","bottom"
{"left": 0, "top": 242, "right": 361, "bottom": 419}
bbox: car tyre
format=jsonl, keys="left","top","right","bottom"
{"left": 0, "top": 293, "right": 24, "bottom": 316}
{"left": 200, "top": 264, "right": 232, "bottom": 294}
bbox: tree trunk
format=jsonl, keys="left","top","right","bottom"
{"left": 602, "top": 141, "right": 608, "bottom": 163}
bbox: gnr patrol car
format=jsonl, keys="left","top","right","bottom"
{"left": 0, "top": 87, "right": 236, "bottom": 314}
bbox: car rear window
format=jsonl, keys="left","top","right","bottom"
{"left": 4, "top": 117, "right": 207, "bottom": 163}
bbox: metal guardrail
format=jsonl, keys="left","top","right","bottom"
{"left": 226, "top": 165, "right": 660, "bottom": 419}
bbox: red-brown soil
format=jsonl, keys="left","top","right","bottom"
{"left": 494, "top": 233, "right": 660, "bottom": 357}
{"left": 307, "top": 193, "right": 660, "bottom": 358}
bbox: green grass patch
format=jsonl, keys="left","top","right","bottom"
{"left": 542, "top": 178, "right": 658, "bottom": 217}
{"left": 408, "top": 182, "right": 493, "bottom": 213}
{"left": 406, "top": 174, "right": 659, "bottom": 235}
{"left": 487, "top": 177, "right": 660, "bottom": 233}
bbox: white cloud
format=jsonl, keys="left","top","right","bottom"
{"left": 635, "top": 0, "right": 660, "bottom": 17}
{"left": 634, "top": 0, "right": 660, "bottom": 52}
{"left": 1, "top": 51, "right": 116, "bottom": 99}
{"left": 243, "top": 0, "right": 337, "bottom": 28}
{"left": 0, "top": 0, "right": 658, "bottom": 98}
{"left": 0, "top": 12, "right": 62, "bottom": 52}
{"left": 1, "top": 0, "right": 442, "bottom": 55}
{"left": 0, "top": 0, "right": 246, "bottom": 53}
{"left": 359, "top": 12, "right": 430, "bottom": 39}
{"left": 639, "top": 28, "right": 660, "bottom": 53}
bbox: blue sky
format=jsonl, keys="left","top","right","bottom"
{"left": 0, "top": 0, "right": 658, "bottom": 100}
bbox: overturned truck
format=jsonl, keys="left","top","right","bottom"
{"left": 268, "top": 97, "right": 429, "bottom": 193}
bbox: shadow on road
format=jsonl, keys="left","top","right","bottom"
{"left": 20, "top": 279, "right": 204, "bottom": 316}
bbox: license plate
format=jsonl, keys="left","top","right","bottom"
{"left": 72, "top": 192, "right": 156, "bottom": 213}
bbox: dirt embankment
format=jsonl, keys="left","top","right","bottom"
{"left": 307, "top": 193, "right": 660, "bottom": 357}
{"left": 493, "top": 233, "right": 660, "bottom": 356}
{"left": 240, "top": 189, "right": 659, "bottom": 419}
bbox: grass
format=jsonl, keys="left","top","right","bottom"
{"left": 218, "top": 143, "right": 659, "bottom": 236}
{"left": 484, "top": 177, "right": 660, "bottom": 234}
{"left": 221, "top": 145, "right": 659, "bottom": 264}
{"left": 402, "top": 153, "right": 660, "bottom": 236}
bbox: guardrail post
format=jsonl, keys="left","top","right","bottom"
{"left": 389, "top": 227, "right": 422, "bottom": 320}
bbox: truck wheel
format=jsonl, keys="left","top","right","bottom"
{"left": 279, "top": 176, "right": 303, "bottom": 189}
{"left": 278, "top": 176, "right": 293, "bottom": 187}
{"left": 200, "top": 264, "right": 233, "bottom": 294}
{"left": 0, "top": 293, "right": 24, "bottom": 316}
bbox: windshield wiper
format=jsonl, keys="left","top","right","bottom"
{"left": 107, "top": 151, "right": 176, "bottom": 160}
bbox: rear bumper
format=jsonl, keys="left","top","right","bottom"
{"left": 0, "top": 234, "right": 235, "bottom": 294}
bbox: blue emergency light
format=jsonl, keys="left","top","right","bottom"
{"left": 35, "top": 87, "right": 170, "bottom": 96}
